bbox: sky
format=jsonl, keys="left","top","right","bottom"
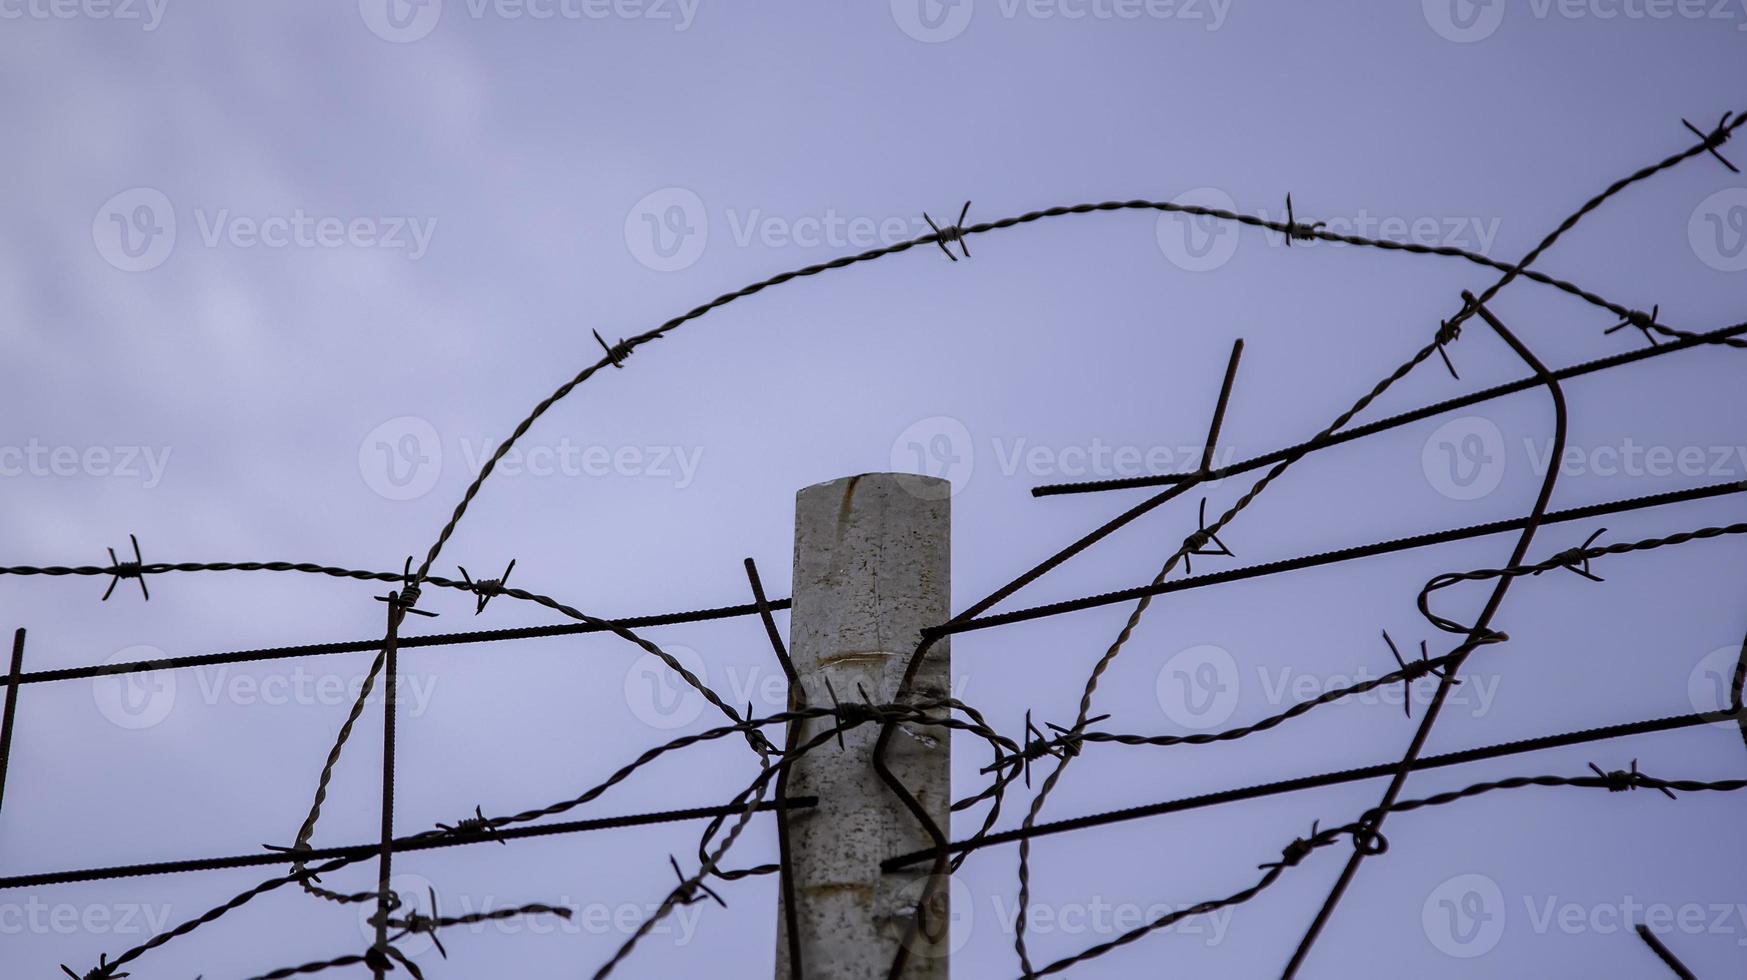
{"left": 1, "top": 1, "right": 1745, "bottom": 977}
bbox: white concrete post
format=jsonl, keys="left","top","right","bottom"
{"left": 776, "top": 473, "right": 951, "bottom": 979}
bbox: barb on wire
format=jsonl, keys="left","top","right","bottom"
{"left": 101, "top": 534, "right": 147, "bottom": 602}
{"left": 376, "top": 886, "right": 573, "bottom": 960}
{"left": 374, "top": 558, "right": 435, "bottom": 618}
{"left": 435, "top": 804, "right": 506, "bottom": 844}
{"left": 998, "top": 710, "right": 1106, "bottom": 788}
{"left": 1283, "top": 193, "right": 1325, "bottom": 245}
{"left": 1606, "top": 305, "right": 1662, "bottom": 347}
{"left": 592, "top": 328, "right": 645, "bottom": 368}
{"left": 1181, "top": 497, "right": 1235, "bottom": 574}
{"left": 1421, "top": 520, "right": 1747, "bottom": 635}
{"left": 1028, "top": 763, "right": 1746, "bottom": 978}
{"left": 1535, "top": 527, "right": 1608, "bottom": 583}
{"left": 60, "top": 953, "right": 128, "bottom": 980}
{"left": 1031, "top": 316, "right": 1747, "bottom": 498}
{"left": 1434, "top": 305, "right": 1467, "bottom": 379}
{"left": 1382, "top": 630, "right": 1459, "bottom": 718}
{"left": 923, "top": 200, "right": 972, "bottom": 260}
{"left": 668, "top": 855, "right": 726, "bottom": 908}
{"left": 1683, "top": 111, "right": 1738, "bottom": 172}
{"left": 456, "top": 559, "right": 515, "bottom": 615}
{"left": 1587, "top": 759, "right": 1678, "bottom": 799}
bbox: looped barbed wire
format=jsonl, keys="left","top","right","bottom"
{"left": 1420, "top": 521, "right": 1747, "bottom": 635}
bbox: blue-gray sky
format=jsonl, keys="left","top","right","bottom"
{"left": 2, "top": 2, "right": 1745, "bottom": 976}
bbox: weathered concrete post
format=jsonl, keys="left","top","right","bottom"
{"left": 776, "top": 473, "right": 951, "bottom": 979}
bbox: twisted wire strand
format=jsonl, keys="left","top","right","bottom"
{"left": 396, "top": 184, "right": 1666, "bottom": 607}
{"left": 1028, "top": 768, "right": 1747, "bottom": 978}
{"left": 1007, "top": 108, "right": 1747, "bottom": 964}
{"left": 1031, "top": 317, "right": 1747, "bottom": 498}
{"left": 889, "top": 704, "right": 1745, "bottom": 870}
{"left": 1007, "top": 328, "right": 1453, "bottom": 972}
{"left": 82, "top": 701, "right": 964, "bottom": 977}
{"left": 979, "top": 650, "right": 1466, "bottom": 785}
{"left": 595, "top": 698, "right": 1021, "bottom": 979}
{"left": 1283, "top": 296, "right": 1570, "bottom": 977}
{"left": 943, "top": 478, "right": 1747, "bottom": 636}
{"left": 32, "top": 111, "right": 1747, "bottom": 978}
{"left": 1420, "top": 522, "right": 1747, "bottom": 635}
{"left": 0, "top": 799, "right": 815, "bottom": 891}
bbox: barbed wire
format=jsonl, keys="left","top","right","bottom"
{"left": 9, "top": 107, "right": 1746, "bottom": 979}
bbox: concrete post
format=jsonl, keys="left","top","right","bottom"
{"left": 776, "top": 473, "right": 951, "bottom": 979}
